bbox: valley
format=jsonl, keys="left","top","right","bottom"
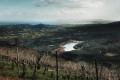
{"left": 0, "top": 22, "right": 120, "bottom": 79}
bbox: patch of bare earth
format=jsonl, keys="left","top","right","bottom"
{"left": 106, "top": 53, "right": 116, "bottom": 57}
{"left": 0, "top": 77, "right": 24, "bottom": 80}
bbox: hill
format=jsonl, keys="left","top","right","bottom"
{"left": 0, "top": 21, "right": 120, "bottom": 79}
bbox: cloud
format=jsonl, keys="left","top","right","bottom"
{"left": 0, "top": 8, "right": 8, "bottom": 10}
{"left": 0, "top": 8, "right": 10, "bottom": 15}
{"left": 33, "top": 0, "right": 104, "bottom": 8}
{"left": 82, "top": 1, "right": 104, "bottom": 8}
{"left": 0, "top": 8, "right": 8, "bottom": 12}
{"left": 55, "top": 19, "right": 111, "bottom": 24}
{"left": 53, "top": 10, "right": 86, "bottom": 16}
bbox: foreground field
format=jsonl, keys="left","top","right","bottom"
{"left": 0, "top": 57, "right": 95, "bottom": 80}
{"left": 0, "top": 45, "right": 119, "bottom": 80}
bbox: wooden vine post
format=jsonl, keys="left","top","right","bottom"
{"left": 33, "top": 63, "right": 37, "bottom": 77}
{"left": 15, "top": 38, "right": 20, "bottom": 76}
{"left": 56, "top": 51, "right": 58, "bottom": 80}
{"left": 95, "top": 58, "right": 99, "bottom": 80}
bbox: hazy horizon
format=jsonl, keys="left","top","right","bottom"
{"left": 0, "top": 19, "right": 117, "bottom": 25}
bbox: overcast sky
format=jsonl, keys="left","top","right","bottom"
{"left": 0, "top": 0, "right": 120, "bottom": 24}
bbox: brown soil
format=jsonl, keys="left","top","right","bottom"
{"left": 0, "top": 77, "right": 24, "bottom": 80}
{"left": 106, "top": 53, "right": 116, "bottom": 57}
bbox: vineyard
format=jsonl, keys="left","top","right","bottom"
{"left": 0, "top": 45, "right": 119, "bottom": 80}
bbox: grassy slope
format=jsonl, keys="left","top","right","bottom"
{"left": 0, "top": 58, "right": 93, "bottom": 80}
{"left": 0, "top": 45, "right": 119, "bottom": 80}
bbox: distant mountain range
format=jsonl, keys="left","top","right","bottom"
{"left": 55, "top": 19, "right": 114, "bottom": 24}
{"left": 0, "top": 20, "right": 116, "bottom": 25}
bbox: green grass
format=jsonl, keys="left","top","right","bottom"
{"left": 0, "top": 58, "right": 54, "bottom": 80}
{"left": 0, "top": 58, "right": 93, "bottom": 80}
